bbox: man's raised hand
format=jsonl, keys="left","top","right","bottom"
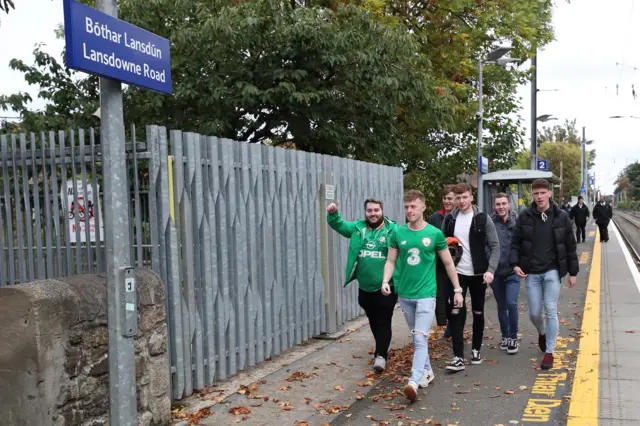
{"left": 326, "top": 202, "right": 339, "bottom": 213}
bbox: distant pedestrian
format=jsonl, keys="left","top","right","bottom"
{"left": 327, "top": 199, "right": 397, "bottom": 373}
{"left": 382, "top": 190, "right": 463, "bottom": 402}
{"left": 593, "top": 196, "right": 613, "bottom": 242}
{"left": 510, "top": 179, "right": 579, "bottom": 370}
{"left": 491, "top": 193, "right": 520, "bottom": 354}
{"left": 570, "top": 196, "right": 589, "bottom": 243}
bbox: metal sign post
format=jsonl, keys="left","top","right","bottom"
{"left": 96, "top": 0, "right": 136, "bottom": 422}
{"left": 62, "top": 0, "right": 172, "bottom": 422}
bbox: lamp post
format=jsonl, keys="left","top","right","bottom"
{"left": 580, "top": 126, "right": 594, "bottom": 203}
{"left": 477, "top": 47, "right": 520, "bottom": 212}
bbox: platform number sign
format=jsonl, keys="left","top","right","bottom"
{"left": 537, "top": 159, "right": 549, "bottom": 171}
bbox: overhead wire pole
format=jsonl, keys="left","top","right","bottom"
{"left": 96, "top": 0, "right": 137, "bottom": 423}
{"left": 477, "top": 58, "right": 484, "bottom": 212}
{"left": 530, "top": 53, "right": 538, "bottom": 170}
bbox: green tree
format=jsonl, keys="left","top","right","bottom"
{"left": 615, "top": 162, "right": 640, "bottom": 200}
{"left": 0, "top": 0, "right": 15, "bottom": 16}
{"left": 2, "top": 1, "right": 452, "bottom": 166}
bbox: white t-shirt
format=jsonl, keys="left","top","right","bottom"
{"left": 454, "top": 210, "right": 475, "bottom": 276}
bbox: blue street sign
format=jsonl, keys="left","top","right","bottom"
{"left": 537, "top": 159, "right": 549, "bottom": 171}
{"left": 479, "top": 156, "right": 489, "bottom": 174}
{"left": 63, "top": 0, "right": 172, "bottom": 94}
{"left": 588, "top": 177, "right": 595, "bottom": 186}
{"left": 580, "top": 186, "right": 586, "bottom": 193}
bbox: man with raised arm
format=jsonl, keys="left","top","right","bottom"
{"left": 381, "top": 190, "right": 463, "bottom": 402}
{"left": 327, "top": 199, "right": 397, "bottom": 373}
{"left": 510, "top": 179, "right": 579, "bottom": 370}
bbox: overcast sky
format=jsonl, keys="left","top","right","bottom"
{"left": 1, "top": 0, "right": 639, "bottom": 195}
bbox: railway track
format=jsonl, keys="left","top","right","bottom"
{"left": 612, "top": 209, "right": 640, "bottom": 268}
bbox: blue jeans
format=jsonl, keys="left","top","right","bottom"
{"left": 491, "top": 273, "right": 521, "bottom": 339}
{"left": 399, "top": 297, "right": 436, "bottom": 385}
{"left": 525, "top": 269, "right": 561, "bottom": 353}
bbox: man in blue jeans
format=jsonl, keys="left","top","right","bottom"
{"left": 491, "top": 193, "right": 520, "bottom": 354}
{"left": 510, "top": 179, "right": 579, "bottom": 369}
{"left": 382, "top": 190, "right": 463, "bottom": 402}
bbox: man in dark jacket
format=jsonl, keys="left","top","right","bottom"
{"left": 491, "top": 193, "right": 520, "bottom": 355}
{"left": 442, "top": 183, "right": 500, "bottom": 371}
{"left": 593, "top": 196, "right": 613, "bottom": 242}
{"left": 570, "top": 196, "right": 589, "bottom": 243}
{"left": 428, "top": 184, "right": 458, "bottom": 333}
{"left": 510, "top": 179, "right": 579, "bottom": 370}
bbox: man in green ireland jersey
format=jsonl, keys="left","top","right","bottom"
{"left": 382, "top": 190, "right": 463, "bottom": 402}
{"left": 327, "top": 199, "right": 397, "bottom": 373}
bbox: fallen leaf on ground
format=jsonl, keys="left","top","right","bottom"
{"left": 504, "top": 390, "right": 515, "bottom": 395}
{"left": 519, "top": 385, "right": 529, "bottom": 391}
{"left": 352, "top": 354, "right": 362, "bottom": 359}
{"left": 250, "top": 401, "right": 263, "bottom": 408}
{"left": 625, "top": 330, "right": 636, "bottom": 333}
{"left": 473, "top": 382, "right": 481, "bottom": 386}
{"left": 285, "top": 371, "right": 315, "bottom": 382}
{"left": 228, "top": 406, "right": 251, "bottom": 416}
{"left": 334, "top": 385, "right": 344, "bottom": 391}
{"left": 293, "top": 422, "right": 309, "bottom": 426}
{"left": 495, "top": 386, "right": 501, "bottom": 390}
{"left": 278, "top": 386, "right": 291, "bottom": 391}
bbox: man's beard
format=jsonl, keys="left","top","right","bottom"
{"left": 366, "top": 217, "right": 383, "bottom": 228}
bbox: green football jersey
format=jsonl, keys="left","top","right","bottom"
{"left": 354, "top": 224, "right": 392, "bottom": 292}
{"left": 389, "top": 223, "right": 447, "bottom": 299}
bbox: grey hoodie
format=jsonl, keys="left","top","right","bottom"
{"left": 491, "top": 210, "right": 517, "bottom": 276}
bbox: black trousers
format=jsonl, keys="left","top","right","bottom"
{"left": 448, "top": 274, "right": 487, "bottom": 358}
{"left": 576, "top": 224, "right": 586, "bottom": 242}
{"left": 358, "top": 288, "right": 398, "bottom": 359}
{"left": 597, "top": 221, "right": 609, "bottom": 241}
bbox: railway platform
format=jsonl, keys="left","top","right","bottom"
{"left": 567, "top": 218, "right": 640, "bottom": 425}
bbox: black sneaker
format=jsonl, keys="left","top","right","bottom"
{"left": 500, "top": 337, "right": 508, "bottom": 351}
{"left": 446, "top": 357, "right": 465, "bottom": 372}
{"left": 470, "top": 349, "right": 482, "bottom": 365}
{"left": 538, "top": 334, "right": 547, "bottom": 352}
{"left": 507, "top": 338, "right": 519, "bottom": 354}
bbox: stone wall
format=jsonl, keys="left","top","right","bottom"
{"left": 0, "top": 268, "right": 171, "bottom": 426}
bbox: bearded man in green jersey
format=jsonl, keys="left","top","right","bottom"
{"left": 327, "top": 198, "right": 398, "bottom": 373}
{"left": 382, "top": 190, "right": 463, "bottom": 402}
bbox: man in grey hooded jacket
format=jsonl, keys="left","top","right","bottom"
{"left": 442, "top": 183, "right": 500, "bottom": 371}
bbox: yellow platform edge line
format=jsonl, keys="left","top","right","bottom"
{"left": 567, "top": 230, "right": 601, "bottom": 425}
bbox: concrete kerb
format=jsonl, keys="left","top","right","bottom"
{"left": 173, "top": 310, "right": 380, "bottom": 423}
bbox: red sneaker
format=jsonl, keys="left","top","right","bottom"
{"left": 538, "top": 334, "right": 547, "bottom": 352}
{"left": 541, "top": 353, "right": 554, "bottom": 370}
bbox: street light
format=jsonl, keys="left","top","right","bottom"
{"left": 477, "top": 46, "right": 521, "bottom": 212}
{"left": 610, "top": 115, "right": 640, "bottom": 119}
{"left": 537, "top": 114, "right": 557, "bottom": 123}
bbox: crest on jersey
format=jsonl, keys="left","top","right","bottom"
{"left": 379, "top": 236, "right": 386, "bottom": 243}
{"left": 422, "top": 238, "right": 432, "bottom": 247}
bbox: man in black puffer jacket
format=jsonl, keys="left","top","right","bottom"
{"left": 510, "top": 179, "right": 579, "bottom": 371}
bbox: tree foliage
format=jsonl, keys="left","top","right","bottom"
{"left": 0, "top": 0, "right": 560, "bottom": 209}
{"left": 615, "top": 162, "right": 640, "bottom": 200}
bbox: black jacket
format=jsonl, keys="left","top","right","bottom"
{"left": 427, "top": 209, "right": 448, "bottom": 326}
{"left": 570, "top": 203, "right": 590, "bottom": 226}
{"left": 593, "top": 202, "right": 613, "bottom": 225}
{"left": 510, "top": 202, "right": 579, "bottom": 278}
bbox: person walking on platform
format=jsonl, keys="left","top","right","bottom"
{"left": 327, "top": 199, "right": 397, "bottom": 373}
{"left": 491, "top": 193, "right": 521, "bottom": 355}
{"left": 593, "top": 195, "right": 613, "bottom": 242}
{"left": 570, "top": 196, "right": 589, "bottom": 243}
{"left": 428, "top": 184, "right": 458, "bottom": 337}
{"left": 442, "top": 183, "right": 500, "bottom": 371}
{"left": 510, "top": 179, "right": 579, "bottom": 370}
{"left": 382, "top": 190, "right": 463, "bottom": 402}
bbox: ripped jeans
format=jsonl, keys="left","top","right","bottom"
{"left": 399, "top": 297, "right": 436, "bottom": 385}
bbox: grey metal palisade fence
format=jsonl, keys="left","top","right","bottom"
{"left": 0, "top": 125, "right": 404, "bottom": 400}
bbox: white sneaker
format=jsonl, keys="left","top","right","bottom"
{"left": 418, "top": 370, "right": 435, "bottom": 388}
{"left": 373, "top": 355, "right": 386, "bottom": 373}
{"left": 403, "top": 381, "right": 418, "bottom": 402}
